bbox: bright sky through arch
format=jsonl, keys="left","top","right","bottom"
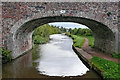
{"left": 49, "top": 22, "right": 88, "bottom": 29}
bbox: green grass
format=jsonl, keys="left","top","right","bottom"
{"left": 85, "top": 36, "right": 94, "bottom": 48}
{"left": 65, "top": 33, "right": 95, "bottom": 48}
{"left": 71, "top": 35, "right": 85, "bottom": 48}
{"left": 70, "top": 34, "right": 94, "bottom": 48}
{"left": 91, "top": 57, "right": 120, "bottom": 79}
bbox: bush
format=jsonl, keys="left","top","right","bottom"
{"left": 33, "top": 35, "right": 49, "bottom": 44}
{"left": 1, "top": 48, "right": 12, "bottom": 63}
{"left": 112, "top": 53, "right": 120, "bottom": 59}
{"left": 65, "top": 32, "right": 71, "bottom": 36}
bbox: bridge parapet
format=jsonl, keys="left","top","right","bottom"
{"left": 1, "top": 1, "right": 120, "bottom": 58}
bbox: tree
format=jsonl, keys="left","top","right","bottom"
{"left": 73, "top": 28, "right": 78, "bottom": 35}
{"left": 68, "top": 28, "right": 93, "bottom": 36}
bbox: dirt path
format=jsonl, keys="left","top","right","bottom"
{"left": 82, "top": 38, "right": 92, "bottom": 52}
{"left": 81, "top": 38, "right": 120, "bottom": 63}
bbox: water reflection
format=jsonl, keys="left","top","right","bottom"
{"left": 36, "top": 34, "right": 89, "bottom": 76}
{"left": 2, "top": 51, "right": 33, "bottom": 78}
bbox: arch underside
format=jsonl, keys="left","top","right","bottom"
{"left": 11, "top": 16, "right": 115, "bottom": 59}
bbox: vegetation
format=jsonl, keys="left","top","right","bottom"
{"left": 91, "top": 57, "right": 120, "bottom": 79}
{"left": 59, "top": 27, "right": 67, "bottom": 33}
{"left": 1, "top": 48, "right": 12, "bottom": 63}
{"left": 33, "top": 35, "right": 49, "bottom": 44}
{"left": 82, "top": 35, "right": 94, "bottom": 47}
{"left": 32, "top": 45, "right": 39, "bottom": 61}
{"left": 67, "top": 27, "right": 120, "bottom": 79}
{"left": 33, "top": 24, "right": 60, "bottom": 44}
{"left": 66, "top": 28, "right": 94, "bottom": 48}
{"left": 65, "top": 32, "right": 71, "bottom": 37}
{"left": 71, "top": 35, "right": 85, "bottom": 48}
{"left": 68, "top": 28, "right": 93, "bottom": 36}
{"left": 68, "top": 27, "right": 120, "bottom": 79}
{"left": 112, "top": 53, "right": 120, "bottom": 59}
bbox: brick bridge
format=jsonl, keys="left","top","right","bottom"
{"left": 0, "top": 0, "right": 120, "bottom": 59}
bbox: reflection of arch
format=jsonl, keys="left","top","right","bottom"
{"left": 11, "top": 16, "right": 115, "bottom": 59}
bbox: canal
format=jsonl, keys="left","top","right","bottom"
{"left": 2, "top": 34, "right": 101, "bottom": 79}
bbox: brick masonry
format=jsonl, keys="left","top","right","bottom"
{"left": 1, "top": 1, "right": 120, "bottom": 59}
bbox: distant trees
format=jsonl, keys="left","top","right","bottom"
{"left": 59, "top": 27, "right": 66, "bottom": 33}
{"left": 33, "top": 24, "right": 60, "bottom": 44}
{"left": 68, "top": 28, "right": 93, "bottom": 36}
{"left": 33, "top": 24, "right": 60, "bottom": 37}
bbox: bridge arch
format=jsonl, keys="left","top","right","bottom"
{"left": 9, "top": 16, "right": 115, "bottom": 59}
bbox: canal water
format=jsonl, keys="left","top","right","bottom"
{"left": 2, "top": 34, "right": 101, "bottom": 79}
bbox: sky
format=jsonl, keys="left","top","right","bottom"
{"left": 48, "top": 22, "right": 88, "bottom": 29}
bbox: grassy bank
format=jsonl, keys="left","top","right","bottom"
{"left": 67, "top": 28, "right": 94, "bottom": 48}
{"left": 71, "top": 35, "right": 85, "bottom": 48}
{"left": 81, "top": 35, "right": 94, "bottom": 48}
{"left": 65, "top": 32, "right": 94, "bottom": 48}
{"left": 91, "top": 57, "right": 120, "bottom": 79}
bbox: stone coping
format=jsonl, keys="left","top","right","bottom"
{"left": 1, "top": 0, "right": 119, "bottom": 2}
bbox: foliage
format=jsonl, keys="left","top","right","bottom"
{"left": 68, "top": 28, "right": 94, "bottom": 48}
{"left": 65, "top": 32, "right": 71, "bottom": 36}
{"left": 71, "top": 35, "right": 85, "bottom": 48}
{"left": 33, "top": 35, "right": 49, "bottom": 44}
{"left": 69, "top": 28, "right": 93, "bottom": 36}
{"left": 68, "top": 28, "right": 73, "bottom": 34}
{"left": 91, "top": 57, "right": 120, "bottom": 79}
{"left": 1, "top": 48, "right": 12, "bottom": 63}
{"left": 33, "top": 24, "right": 60, "bottom": 44}
{"left": 59, "top": 27, "right": 66, "bottom": 33}
{"left": 66, "top": 32, "right": 94, "bottom": 48}
{"left": 72, "top": 28, "right": 78, "bottom": 35}
{"left": 112, "top": 53, "right": 120, "bottom": 59}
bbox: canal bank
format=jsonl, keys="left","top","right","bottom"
{"left": 73, "top": 46, "right": 104, "bottom": 80}
{"left": 65, "top": 32, "right": 120, "bottom": 79}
